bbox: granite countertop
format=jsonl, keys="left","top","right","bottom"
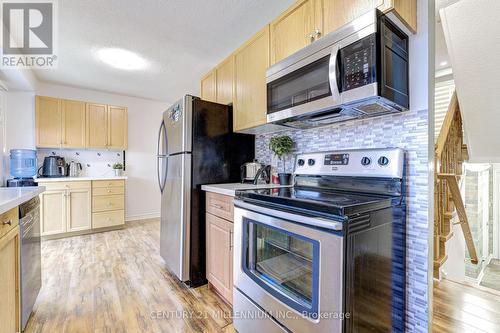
{"left": 34, "top": 176, "right": 128, "bottom": 182}
{"left": 0, "top": 187, "right": 45, "bottom": 215}
{"left": 201, "top": 183, "right": 290, "bottom": 197}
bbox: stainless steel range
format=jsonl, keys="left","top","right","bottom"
{"left": 233, "top": 148, "right": 406, "bottom": 333}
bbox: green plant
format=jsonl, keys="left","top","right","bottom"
{"left": 269, "top": 135, "right": 294, "bottom": 173}
{"left": 112, "top": 163, "right": 123, "bottom": 170}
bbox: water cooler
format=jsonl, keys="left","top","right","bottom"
{"left": 6, "top": 149, "right": 38, "bottom": 187}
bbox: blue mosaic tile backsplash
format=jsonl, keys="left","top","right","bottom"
{"left": 256, "top": 109, "right": 429, "bottom": 332}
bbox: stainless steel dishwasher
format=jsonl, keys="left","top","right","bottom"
{"left": 19, "top": 196, "right": 42, "bottom": 331}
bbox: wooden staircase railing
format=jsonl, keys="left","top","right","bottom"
{"left": 433, "top": 92, "right": 478, "bottom": 279}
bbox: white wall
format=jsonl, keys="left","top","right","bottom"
{"left": 5, "top": 82, "right": 170, "bottom": 221}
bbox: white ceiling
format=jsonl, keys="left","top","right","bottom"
{"left": 32, "top": 0, "right": 294, "bottom": 102}
{"left": 440, "top": 0, "right": 500, "bottom": 162}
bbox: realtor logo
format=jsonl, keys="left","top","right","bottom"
{"left": 1, "top": 0, "right": 58, "bottom": 68}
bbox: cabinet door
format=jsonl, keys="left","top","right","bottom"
{"left": 0, "top": 227, "right": 20, "bottom": 333}
{"left": 67, "top": 188, "right": 91, "bottom": 232}
{"left": 62, "top": 99, "right": 86, "bottom": 148}
{"left": 86, "top": 103, "right": 108, "bottom": 149}
{"left": 107, "top": 106, "right": 128, "bottom": 150}
{"left": 40, "top": 190, "right": 67, "bottom": 236}
{"left": 201, "top": 70, "right": 217, "bottom": 102}
{"left": 206, "top": 213, "right": 233, "bottom": 304}
{"left": 35, "top": 96, "right": 62, "bottom": 148}
{"left": 234, "top": 26, "right": 270, "bottom": 132}
{"left": 322, "top": 0, "right": 383, "bottom": 36}
{"left": 270, "top": 0, "right": 317, "bottom": 64}
{"left": 216, "top": 56, "right": 234, "bottom": 105}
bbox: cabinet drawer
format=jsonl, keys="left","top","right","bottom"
{"left": 38, "top": 181, "right": 91, "bottom": 191}
{"left": 92, "top": 180, "right": 125, "bottom": 188}
{"left": 92, "top": 195, "right": 124, "bottom": 212}
{"left": 92, "top": 210, "right": 125, "bottom": 228}
{"left": 206, "top": 192, "right": 233, "bottom": 222}
{"left": 92, "top": 186, "right": 125, "bottom": 196}
{"left": 0, "top": 207, "right": 19, "bottom": 239}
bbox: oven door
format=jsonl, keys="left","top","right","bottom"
{"left": 234, "top": 201, "right": 344, "bottom": 333}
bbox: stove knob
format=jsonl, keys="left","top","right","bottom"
{"left": 361, "top": 157, "right": 371, "bottom": 166}
{"left": 378, "top": 156, "right": 390, "bottom": 166}
{"left": 308, "top": 159, "right": 315, "bottom": 166}
{"left": 298, "top": 159, "right": 305, "bottom": 166}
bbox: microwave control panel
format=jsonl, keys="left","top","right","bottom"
{"left": 341, "top": 34, "right": 376, "bottom": 91}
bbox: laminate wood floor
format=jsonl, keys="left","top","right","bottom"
{"left": 25, "top": 219, "right": 235, "bottom": 333}
{"left": 433, "top": 279, "right": 500, "bottom": 333}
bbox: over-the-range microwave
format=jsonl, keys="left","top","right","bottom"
{"left": 266, "top": 9, "right": 409, "bottom": 129}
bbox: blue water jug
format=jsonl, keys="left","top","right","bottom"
{"left": 10, "top": 149, "right": 37, "bottom": 178}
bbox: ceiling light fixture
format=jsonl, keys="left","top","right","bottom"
{"left": 95, "top": 48, "right": 149, "bottom": 71}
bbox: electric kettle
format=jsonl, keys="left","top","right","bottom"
{"left": 68, "top": 161, "right": 82, "bottom": 177}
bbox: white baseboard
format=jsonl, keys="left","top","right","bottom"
{"left": 125, "top": 212, "right": 160, "bottom": 222}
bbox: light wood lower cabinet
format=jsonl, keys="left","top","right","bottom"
{"left": 92, "top": 180, "right": 125, "bottom": 229}
{"left": 40, "top": 189, "right": 67, "bottom": 235}
{"left": 39, "top": 180, "right": 125, "bottom": 238}
{"left": 205, "top": 192, "right": 234, "bottom": 305}
{"left": 39, "top": 181, "right": 91, "bottom": 236}
{"left": 0, "top": 208, "right": 20, "bottom": 333}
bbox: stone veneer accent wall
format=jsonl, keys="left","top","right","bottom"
{"left": 255, "top": 109, "right": 429, "bottom": 332}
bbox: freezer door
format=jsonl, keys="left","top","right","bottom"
{"left": 164, "top": 96, "right": 193, "bottom": 155}
{"left": 160, "top": 153, "right": 191, "bottom": 281}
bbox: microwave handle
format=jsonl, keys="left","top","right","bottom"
{"left": 329, "top": 44, "right": 341, "bottom": 103}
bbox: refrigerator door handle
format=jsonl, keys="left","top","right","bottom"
{"left": 157, "top": 156, "right": 167, "bottom": 193}
{"left": 157, "top": 121, "right": 167, "bottom": 157}
{"left": 157, "top": 121, "right": 168, "bottom": 193}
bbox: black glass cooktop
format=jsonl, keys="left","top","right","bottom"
{"left": 235, "top": 187, "right": 402, "bottom": 217}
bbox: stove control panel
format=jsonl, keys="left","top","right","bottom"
{"left": 294, "top": 148, "right": 404, "bottom": 179}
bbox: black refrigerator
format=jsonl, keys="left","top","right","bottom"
{"left": 157, "top": 95, "right": 254, "bottom": 286}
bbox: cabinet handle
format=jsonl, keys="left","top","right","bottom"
{"left": 107, "top": 190, "right": 112, "bottom": 193}
{"left": 307, "top": 33, "right": 315, "bottom": 42}
{"left": 211, "top": 203, "right": 223, "bottom": 209}
{"left": 3, "top": 219, "right": 12, "bottom": 225}
{"left": 314, "top": 28, "right": 321, "bottom": 39}
{"left": 229, "top": 230, "right": 233, "bottom": 251}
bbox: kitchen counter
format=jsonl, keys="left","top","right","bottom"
{"left": 201, "top": 183, "right": 289, "bottom": 197}
{"left": 0, "top": 187, "right": 45, "bottom": 215}
{"left": 34, "top": 176, "right": 128, "bottom": 182}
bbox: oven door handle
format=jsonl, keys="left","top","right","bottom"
{"left": 234, "top": 200, "right": 344, "bottom": 231}
{"left": 329, "top": 43, "right": 341, "bottom": 104}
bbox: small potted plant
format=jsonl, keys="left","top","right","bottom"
{"left": 269, "top": 135, "right": 294, "bottom": 185}
{"left": 112, "top": 163, "right": 124, "bottom": 176}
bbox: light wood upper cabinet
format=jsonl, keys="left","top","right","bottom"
{"left": 62, "top": 99, "right": 86, "bottom": 148}
{"left": 0, "top": 226, "right": 20, "bottom": 333}
{"left": 384, "top": 0, "right": 417, "bottom": 33}
{"left": 107, "top": 106, "right": 128, "bottom": 150}
{"left": 67, "top": 188, "right": 91, "bottom": 232}
{"left": 201, "top": 70, "right": 217, "bottom": 103}
{"left": 86, "top": 103, "right": 108, "bottom": 149}
{"left": 216, "top": 56, "right": 234, "bottom": 105}
{"left": 36, "top": 96, "right": 128, "bottom": 150}
{"left": 322, "top": 0, "right": 384, "bottom": 35}
{"left": 36, "top": 96, "right": 62, "bottom": 148}
{"left": 234, "top": 26, "right": 270, "bottom": 132}
{"left": 270, "top": 0, "right": 319, "bottom": 64}
{"left": 40, "top": 190, "right": 67, "bottom": 236}
{"left": 206, "top": 212, "right": 233, "bottom": 304}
